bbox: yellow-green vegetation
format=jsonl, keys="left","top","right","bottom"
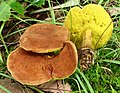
{"left": 64, "top": 4, "right": 113, "bottom": 50}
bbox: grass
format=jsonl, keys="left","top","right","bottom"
{"left": 0, "top": 85, "right": 12, "bottom": 93}
{"left": 0, "top": 0, "right": 120, "bottom": 93}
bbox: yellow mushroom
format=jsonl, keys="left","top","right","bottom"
{"left": 64, "top": 4, "right": 113, "bottom": 70}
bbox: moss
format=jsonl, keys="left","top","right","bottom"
{"left": 64, "top": 4, "right": 113, "bottom": 50}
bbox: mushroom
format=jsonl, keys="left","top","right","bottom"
{"left": 64, "top": 4, "right": 113, "bottom": 69}
{"left": 19, "top": 24, "right": 69, "bottom": 53}
{"left": 7, "top": 41, "right": 78, "bottom": 85}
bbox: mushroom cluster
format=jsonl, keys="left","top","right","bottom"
{"left": 7, "top": 24, "right": 78, "bottom": 85}
{"left": 64, "top": 4, "right": 113, "bottom": 69}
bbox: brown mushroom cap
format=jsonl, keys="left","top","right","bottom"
{"left": 7, "top": 41, "right": 78, "bottom": 85}
{"left": 19, "top": 24, "right": 69, "bottom": 53}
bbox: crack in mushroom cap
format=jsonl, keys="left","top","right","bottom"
{"left": 19, "top": 24, "right": 69, "bottom": 53}
{"left": 7, "top": 41, "right": 78, "bottom": 85}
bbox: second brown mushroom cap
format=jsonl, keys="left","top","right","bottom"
{"left": 19, "top": 24, "right": 69, "bottom": 53}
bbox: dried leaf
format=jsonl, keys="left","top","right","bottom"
{"left": 108, "top": 8, "right": 120, "bottom": 16}
{"left": 38, "top": 80, "right": 72, "bottom": 93}
{"left": 0, "top": 79, "right": 33, "bottom": 93}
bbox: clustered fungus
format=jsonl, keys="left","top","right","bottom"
{"left": 7, "top": 24, "right": 78, "bottom": 85}
{"left": 64, "top": 4, "right": 113, "bottom": 69}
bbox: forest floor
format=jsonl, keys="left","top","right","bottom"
{"left": 0, "top": 0, "right": 120, "bottom": 93}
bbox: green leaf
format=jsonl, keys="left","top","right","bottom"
{"left": 6, "top": 0, "right": 16, "bottom": 5}
{"left": 10, "top": 2, "right": 24, "bottom": 15}
{"left": 26, "top": 0, "right": 45, "bottom": 7}
{"left": 0, "top": 2, "right": 11, "bottom": 21}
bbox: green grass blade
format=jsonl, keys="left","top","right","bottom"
{"left": 77, "top": 68, "right": 94, "bottom": 93}
{"left": 114, "top": 27, "right": 120, "bottom": 31}
{"left": 110, "top": 85, "right": 117, "bottom": 93}
{"left": 22, "top": 18, "right": 62, "bottom": 25}
{"left": 102, "top": 48, "right": 120, "bottom": 58}
{"left": 102, "top": 60, "right": 120, "bottom": 64}
{"left": 0, "top": 34, "right": 9, "bottom": 55}
{"left": 28, "top": 86, "right": 44, "bottom": 93}
{"left": 0, "top": 21, "right": 5, "bottom": 34}
{"left": 75, "top": 74, "right": 88, "bottom": 93}
{"left": 68, "top": 78, "right": 81, "bottom": 93}
{"left": 80, "top": 72, "right": 94, "bottom": 93}
{"left": 98, "top": 0, "right": 104, "bottom": 5}
{"left": 4, "top": 28, "right": 26, "bottom": 38}
{"left": 0, "top": 85, "right": 12, "bottom": 93}
{"left": 0, "top": 21, "right": 9, "bottom": 55}
{"left": 47, "top": 0, "right": 56, "bottom": 24}
{"left": 0, "top": 52, "right": 4, "bottom": 63}
{"left": 11, "top": 13, "right": 30, "bottom": 25}
{"left": 0, "top": 73, "right": 12, "bottom": 79}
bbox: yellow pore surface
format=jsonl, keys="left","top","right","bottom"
{"left": 64, "top": 4, "right": 113, "bottom": 50}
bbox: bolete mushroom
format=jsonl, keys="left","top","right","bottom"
{"left": 7, "top": 41, "right": 78, "bottom": 85}
{"left": 64, "top": 4, "right": 113, "bottom": 69}
{"left": 19, "top": 24, "right": 69, "bottom": 53}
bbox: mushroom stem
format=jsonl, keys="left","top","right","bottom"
{"left": 81, "top": 29, "right": 92, "bottom": 48}
{"left": 79, "top": 29, "right": 94, "bottom": 70}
